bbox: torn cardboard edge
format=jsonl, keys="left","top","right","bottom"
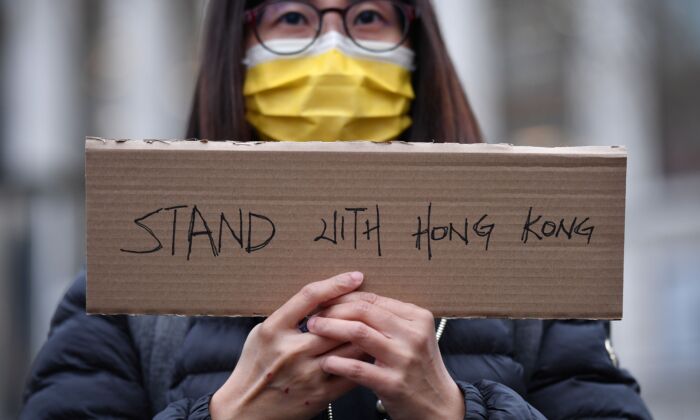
{"left": 85, "top": 137, "right": 627, "bottom": 319}
{"left": 85, "top": 136, "right": 627, "bottom": 156}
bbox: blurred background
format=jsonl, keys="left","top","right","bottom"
{"left": 0, "top": 0, "right": 698, "bottom": 418}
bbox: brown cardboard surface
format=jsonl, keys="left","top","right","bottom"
{"left": 85, "top": 138, "right": 626, "bottom": 319}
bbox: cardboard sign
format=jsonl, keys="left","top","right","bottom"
{"left": 85, "top": 138, "right": 626, "bottom": 319}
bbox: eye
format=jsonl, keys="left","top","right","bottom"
{"left": 354, "top": 10, "right": 383, "bottom": 25}
{"left": 280, "top": 11, "right": 307, "bottom": 25}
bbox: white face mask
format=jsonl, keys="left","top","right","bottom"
{"left": 242, "top": 31, "right": 416, "bottom": 142}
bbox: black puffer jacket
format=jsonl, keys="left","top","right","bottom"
{"left": 21, "top": 272, "right": 652, "bottom": 419}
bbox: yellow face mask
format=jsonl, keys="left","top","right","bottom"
{"left": 242, "top": 31, "right": 415, "bottom": 142}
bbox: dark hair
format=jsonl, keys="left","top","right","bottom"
{"left": 186, "top": 0, "right": 482, "bottom": 143}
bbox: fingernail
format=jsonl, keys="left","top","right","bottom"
{"left": 349, "top": 271, "right": 363, "bottom": 285}
{"left": 307, "top": 316, "right": 317, "bottom": 329}
{"left": 337, "top": 272, "right": 363, "bottom": 287}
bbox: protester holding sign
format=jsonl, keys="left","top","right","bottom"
{"left": 22, "top": 1, "right": 651, "bottom": 419}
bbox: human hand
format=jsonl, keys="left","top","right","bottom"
{"left": 307, "top": 292, "right": 465, "bottom": 420}
{"left": 210, "top": 272, "right": 370, "bottom": 420}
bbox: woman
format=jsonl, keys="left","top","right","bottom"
{"left": 21, "top": 1, "right": 652, "bottom": 419}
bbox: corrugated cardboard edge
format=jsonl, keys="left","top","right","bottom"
{"left": 85, "top": 136, "right": 627, "bottom": 157}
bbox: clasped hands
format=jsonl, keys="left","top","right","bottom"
{"left": 210, "top": 272, "right": 465, "bottom": 420}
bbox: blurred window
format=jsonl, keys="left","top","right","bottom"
{"left": 659, "top": 0, "right": 700, "bottom": 175}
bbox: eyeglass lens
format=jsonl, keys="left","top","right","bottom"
{"left": 253, "top": 0, "right": 409, "bottom": 54}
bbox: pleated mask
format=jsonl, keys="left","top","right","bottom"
{"left": 242, "top": 31, "right": 415, "bottom": 141}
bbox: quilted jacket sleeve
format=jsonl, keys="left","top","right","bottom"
{"left": 20, "top": 272, "right": 151, "bottom": 419}
{"left": 154, "top": 395, "right": 214, "bottom": 420}
{"left": 455, "top": 379, "right": 547, "bottom": 420}
{"left": 527, "top": 320, "right": 652, "bottom": 420}
{"left": 451, "top": 320, "right": 651, "bottom": 420}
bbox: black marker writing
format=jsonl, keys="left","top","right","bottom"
{"left": 412, "top": 202, "right": 493, "bottom": 260}
{"left": 521, "top": 206, "right": 594, "bottom": 244}
{"left": 218, "top": 209, "right": 244, "bottom": 253}
{"left": 165, "top": 205, "right": 187, "bottom": 256}
{"left": 187, "top": 205, "right": 218, "bottom": 260}
{"left": 120, "top": 208, "right": 164, "bottom": 254}
{"left": 120, "top": 204, "right": 276, "bottom": 258}
{"left": 314, "top": 205, "right": 382, "bottom": 257}
{"left": 247, "top": 212, "right": 276, "bottom": 253}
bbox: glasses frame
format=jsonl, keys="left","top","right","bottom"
{"left": 244, "top": 0, "right": 418, "bottom": 55}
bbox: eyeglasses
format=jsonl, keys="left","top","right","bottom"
{"left": 244, "top": 0, "right": 417, "bottom": 55}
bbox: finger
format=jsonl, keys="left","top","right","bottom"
{"left": 314, "top": 300, "right": 406, "bottom": 338}
{"left": 319, "top": 342, "right": 371, "bottom": 362}
{"left": 268, "top": 272, "right": 364, "bottom": 329}
{"left": 321, "top": 355, "right": 396, "bottom": 396}
{"left": 307, "top": 316, "right": 392, "bottom": 359}
{"left": 320, "top": 291, "right": 420, "bottom": 321}
{"left": 296, "top": 331, "right": 353, "bottom": 356}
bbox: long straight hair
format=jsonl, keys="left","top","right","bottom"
{"left": 186, "top": 0, "right": 482, "bottom": 143}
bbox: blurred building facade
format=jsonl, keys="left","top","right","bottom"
{"left": 1, "top": 0, "right": 698, "bottom": 418}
